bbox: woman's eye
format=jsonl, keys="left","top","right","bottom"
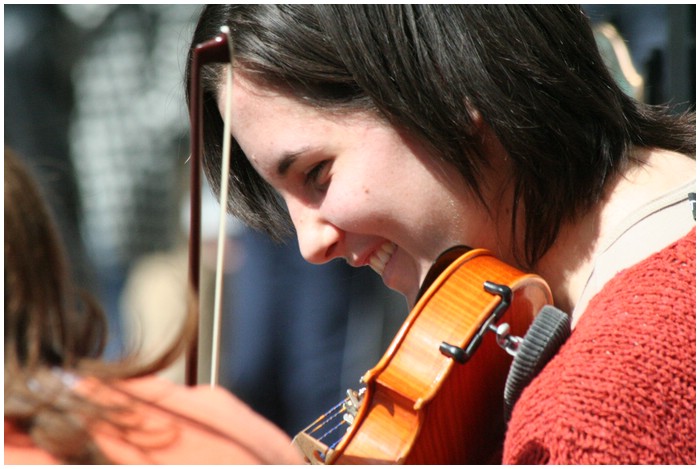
{"left": 305, "top": 161, "right": 330, "bottom": 191}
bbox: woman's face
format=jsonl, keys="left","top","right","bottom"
{"left": 219, "top": 73, "right": 512, "bottom": 306}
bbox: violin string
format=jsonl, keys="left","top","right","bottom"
{"left": 300, "top": 393, "right": 360, "bottom": 454}
{"left": 308, "top": 404, "right": 345, "bottom": 436}
{"left": 318, "top": 418, "right": 349, "bottom": 447}
{"left": 327, "top": 419, "right": 353, "bottom": 451}
{"left": 298, "top": 400, "right": 342, "bottom": 440}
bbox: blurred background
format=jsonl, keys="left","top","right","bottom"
{"left": 4, "top": 4, "right": 695, "bottom": 437}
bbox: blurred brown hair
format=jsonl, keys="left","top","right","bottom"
{"left": 4, "top": 147, "right": 197, "bottom": 463}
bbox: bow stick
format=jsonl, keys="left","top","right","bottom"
{"left": 186, "top": 26, "right": 234, "bottom": 387}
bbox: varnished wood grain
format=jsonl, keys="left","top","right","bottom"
{"left": 300, "top": 249, "right": 552, "bottom": 464}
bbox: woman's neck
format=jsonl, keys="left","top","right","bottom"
{"left": 535, "top": 147, "right": 696, "bottom": 326}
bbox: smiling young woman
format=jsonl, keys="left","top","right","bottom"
{"left": 186, "top": 5, "right": 695, "bottom": 464}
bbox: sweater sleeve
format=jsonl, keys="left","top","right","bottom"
{"left": 502, "top": 229, "right": 696, "bottom": 464}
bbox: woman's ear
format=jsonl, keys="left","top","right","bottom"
{"left": 465, "top": 99, "right": 485, "bottom": 134}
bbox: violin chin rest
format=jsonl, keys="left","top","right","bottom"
{"left": 503, "top": 305, "right": 571, "bottom": 422}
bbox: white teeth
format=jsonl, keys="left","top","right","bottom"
{"left": 369, "top": 242, "right": 396, "bottom": 276}
{"left": 380, "top": 242, "right": 395, "bottom": 255}
{"left": 369, "top": 256, "right": 384, "bottom": 273}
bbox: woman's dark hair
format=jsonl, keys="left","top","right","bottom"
{"left": 186, "top": 5, "right": 695, "bottom": 267}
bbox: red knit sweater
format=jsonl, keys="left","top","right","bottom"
{"left": 503, "top": 228, "right": 696, "bottom": 464}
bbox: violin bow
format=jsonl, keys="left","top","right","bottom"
{"left": 186, "top": 26, "right": 234, "bottom": 387}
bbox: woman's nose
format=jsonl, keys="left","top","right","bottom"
{"left": 289, "top": 203, "right": 342, "bottom": 264}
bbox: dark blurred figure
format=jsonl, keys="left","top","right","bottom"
{"left": 584, "top": 4, "right": 695, "bottom": 111}
{"left": 6, "top": 5, "right": 201, "bottom": 360}
{"left": 63, "top": 5, "right": 199, "bottom": 359}
{"left": 4, "top": 5, "right": 93, "bottom": 290}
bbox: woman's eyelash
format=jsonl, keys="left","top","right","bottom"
{"left": 305, "top": 161, "right": 329, "bottom": 187}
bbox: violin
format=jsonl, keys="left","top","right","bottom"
{"left": 292, "top": 246, "right": 554, "bottom": 464}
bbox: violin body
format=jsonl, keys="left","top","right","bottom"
{"left": 293, "top": 248, "right": 552, "bottom": 464}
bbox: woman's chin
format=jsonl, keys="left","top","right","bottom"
{"left": 384, "top": 276, "right": 418, "bottom": 309}
{"left": 376, "top": 251, "right": 421, "bottom": 308}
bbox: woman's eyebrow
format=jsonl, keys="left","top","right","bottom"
{"left": 276, "top": 146, "right": 316, "bottom": 177}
